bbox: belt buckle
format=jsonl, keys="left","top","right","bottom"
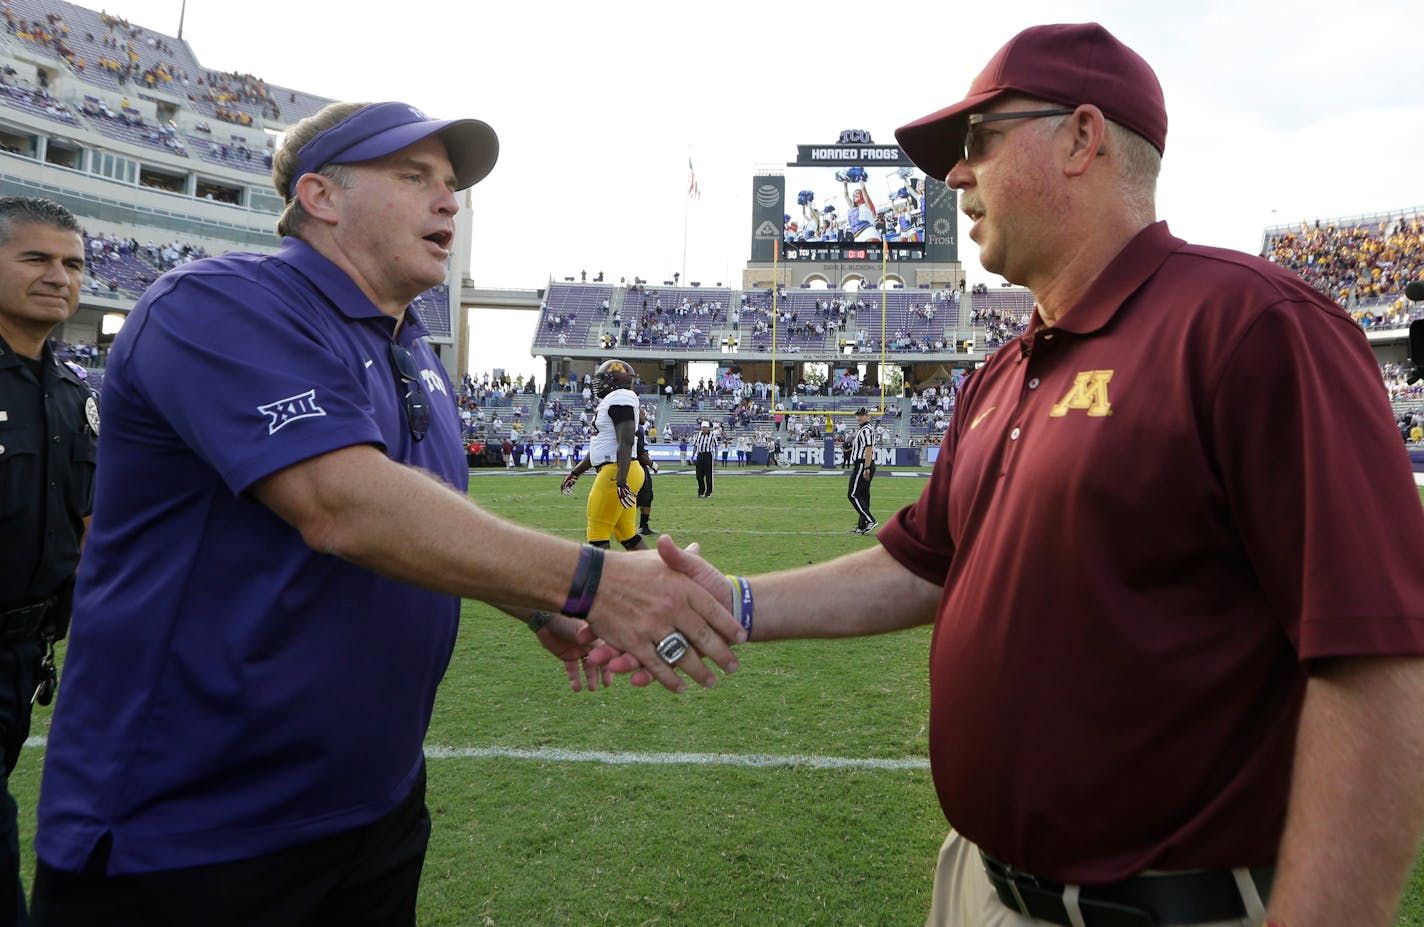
{"left": 991, "top": 857, "right": 1039, "bottom": 918}
{"left": 1006, "top": 878, "right": 1032, "bottom": 918}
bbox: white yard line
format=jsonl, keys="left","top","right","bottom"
{"left": 23, "top": 737, "right": 928, "bottom": 770}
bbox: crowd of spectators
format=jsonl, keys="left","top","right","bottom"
{"left": 0, "top": 68, "right": 77, "bottom": 121}
{"left": 6, "top": 7, "right": 86, "bottom": 72}
{"left": 87, "top": 232, "right": 207, "bottom": 272}
{"left": 1263, "top": 214, "right": 1424, "bottom": 323}
{"left": 970, "top": 305, "right": 1031, "bottom": 345}
{"left": 199, "top": 69, "right": 282, "bottom": 122}
{"left": 1382, "top": 362, "right": 1424, "bottom": 404}
{"left": 78, "top": 96, "right": 184, "bottom": 152}
{"left": 5, "top": 4, "right": 286, "bottom": 124}
{"left": 909, "top": 384, "right": 958, "bottom": 434}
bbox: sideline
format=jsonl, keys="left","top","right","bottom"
{"left": 472, "top": 466, "right": 934, "bottom": 479}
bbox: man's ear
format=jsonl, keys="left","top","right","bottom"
{"left": 293, "top": 172, "right": 343, "bottom": 227}
{"left": 1063, "top": 104, "right": 1107, "bottom": 178}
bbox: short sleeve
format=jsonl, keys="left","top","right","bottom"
{"left": 1211, "top": 297, "right": 1424, "bottom": 659}
{"left": 126, "top": 270, "right": 387, "bottom": 494}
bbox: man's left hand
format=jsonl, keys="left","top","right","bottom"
{"left": 535, "top": 615, "right": 614, "bottom": 691}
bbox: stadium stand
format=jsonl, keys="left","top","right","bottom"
{"left": 1, "top": 0, "right": 1419, "bottom": 454}
{"left": 0, "top": 1, "right": 467, "bottom": 376}
{"left": 1262, "top": 211, "right": 1424, "bottom": 326}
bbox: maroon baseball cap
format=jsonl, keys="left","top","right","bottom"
{"left": 287, "top": 101, "right": 498, "bottom": 199}
{"left": 894, "top": 23, "right": 1166, "bottom": 181}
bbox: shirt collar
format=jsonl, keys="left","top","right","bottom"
{"left": 1025, "top": 221, "right": 1184, "bottom": 342}
{"left": 0, "top": 333, "right": 83, "bottom": 385}
{"left": 272, "top": 237, "right": 432, "bottom": 339}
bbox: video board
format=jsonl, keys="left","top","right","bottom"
{"left": 749, "top": 130, "right": 957, "bottom": 265}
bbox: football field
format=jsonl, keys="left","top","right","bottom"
{"left": 14, "top": 469, "right": 1424, "bottom": 925}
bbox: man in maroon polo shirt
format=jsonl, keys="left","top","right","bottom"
{"left": 616, "top": 21, "right": 1424, "bottom": 927}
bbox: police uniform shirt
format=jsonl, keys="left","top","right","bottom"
{"left": 0, "top": 336, "right": 95, "bottom": 609}
{"left": 37, "top": 237, "right": 465, "bottom": 876}
{"left": 588, "top": 388, "right": 638, "bottom": 466}
{"left": 851, "top": 421, "right": 875, "bottom": 465}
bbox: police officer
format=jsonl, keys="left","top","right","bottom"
{"left": 848, "top": 407, "right": 877, "bottom": 534}
{"left": 0, "top": 196, "right": 93, "bottom": 925}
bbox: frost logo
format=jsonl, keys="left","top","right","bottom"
{"left": 929, "top": 217, "right": 955, "bottom": 246}
{"left": 754, "top": 220, "right": 780, "bottom": 240}
{"left": 754, "top": 184, "right": 781, "bottom": 207}
{"left": 258, "top": 389, "right": 327, "bottom": 435}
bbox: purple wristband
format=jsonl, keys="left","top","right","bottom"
{"left": 734, "top": 575, "right": 753, "bottom": 638}
{"left": 562, "top": 545, "right": 604, "bottom": 619}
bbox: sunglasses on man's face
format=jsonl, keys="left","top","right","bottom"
{"left": 961, "top": 108, "right": 1077, "bottom": 164}
{"left": 388, "top": 341, "right": 431, "bottom": 442}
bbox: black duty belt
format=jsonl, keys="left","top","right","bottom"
{"left": 0, "top": 598, "right": 56, "bottom": 643}
{"left": 981, "top": 851, "right": 1273, "bottom": 927}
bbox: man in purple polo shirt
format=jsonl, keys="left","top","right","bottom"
{"left": 620, "top": 22, "right": 1424, "bottom": 927}
{"left": 30, "top": 101, "right": 744, "bottom": 926}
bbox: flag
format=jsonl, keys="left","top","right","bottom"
{"left": 687, "top": 157, "right": 700, "bottom": 199}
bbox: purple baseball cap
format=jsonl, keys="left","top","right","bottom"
{"left": 286, "top": 101, "right": 498, "bottom": 198}
{"left": 894, "top": 23, "right": 1166, "bottom": 181}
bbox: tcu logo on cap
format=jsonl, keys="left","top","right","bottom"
{"left": 406, "top": 106, "right": 428, "bottom": 120}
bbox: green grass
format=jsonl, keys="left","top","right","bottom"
{"left": 13, "top": 473, "right": 1424, "bottom": 925}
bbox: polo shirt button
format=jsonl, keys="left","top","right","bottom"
{"left": 1010, "top": 427, "right": 1021, "bottom": 440}
{"left": 1028, "top": 378, "right": 1040, "bottom": 389}
{"left": 0, "top": 445, "right": 5, "bottom": 454}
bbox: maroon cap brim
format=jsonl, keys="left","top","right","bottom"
{"left": 895, "top": 88, "right": 1006, "bottom": 182}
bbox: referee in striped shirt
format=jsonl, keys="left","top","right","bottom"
{"left": 848, "top": 407, "right": 877, "bottom": 534}
{"left": 692, "top": 420, "right": 717, "bottom": 498}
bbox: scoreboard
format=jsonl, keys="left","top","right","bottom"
{"left": 749, "top": 128, "right": 957, "bottom": 266}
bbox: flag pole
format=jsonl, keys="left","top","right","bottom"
{"left": 771, "top": 239, "right": 779, "bottom": 411}
{"left": 881, "top": 240, "right": 888, "bottom": 413}
{"left": 683, "top": 153, "right": 698, "bottom": 285}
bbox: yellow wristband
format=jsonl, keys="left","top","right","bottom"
{"left": 725, "top": 574, "right": 742, "bottom": 627}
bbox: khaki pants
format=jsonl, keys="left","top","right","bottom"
{"left": 925, "top": 830, "right": 1259, "bottom": 927}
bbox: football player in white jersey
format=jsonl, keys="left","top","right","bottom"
{"left": 558, "top": 359, "right": 646, "bottom": 550}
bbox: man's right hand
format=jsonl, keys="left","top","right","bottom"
{"left": 560, "top": 473, "right": 578, "bottom": 495}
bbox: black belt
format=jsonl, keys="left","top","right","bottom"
{"left": 981, "top": 851, "right": 1273, "bottom": 927}
{"left": 0, "top": 598, "right": 55, "bottom": 643}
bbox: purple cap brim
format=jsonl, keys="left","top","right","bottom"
{"left": 288, "top": 102, "right": 498, "bottom": 198}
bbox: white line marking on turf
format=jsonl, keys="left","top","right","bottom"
{"left": 423, "top": 745, "right": 929, "bottom": 770}
{"left": 23, "top": 737, "right": 927, "bottom": 770}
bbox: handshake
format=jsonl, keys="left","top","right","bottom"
{"left": 524, "top": 538, "right": 753, "bottom": 695}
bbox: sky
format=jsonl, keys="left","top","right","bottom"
{"left": 98, "top": 0, "right": 1424, "bottom": 381}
